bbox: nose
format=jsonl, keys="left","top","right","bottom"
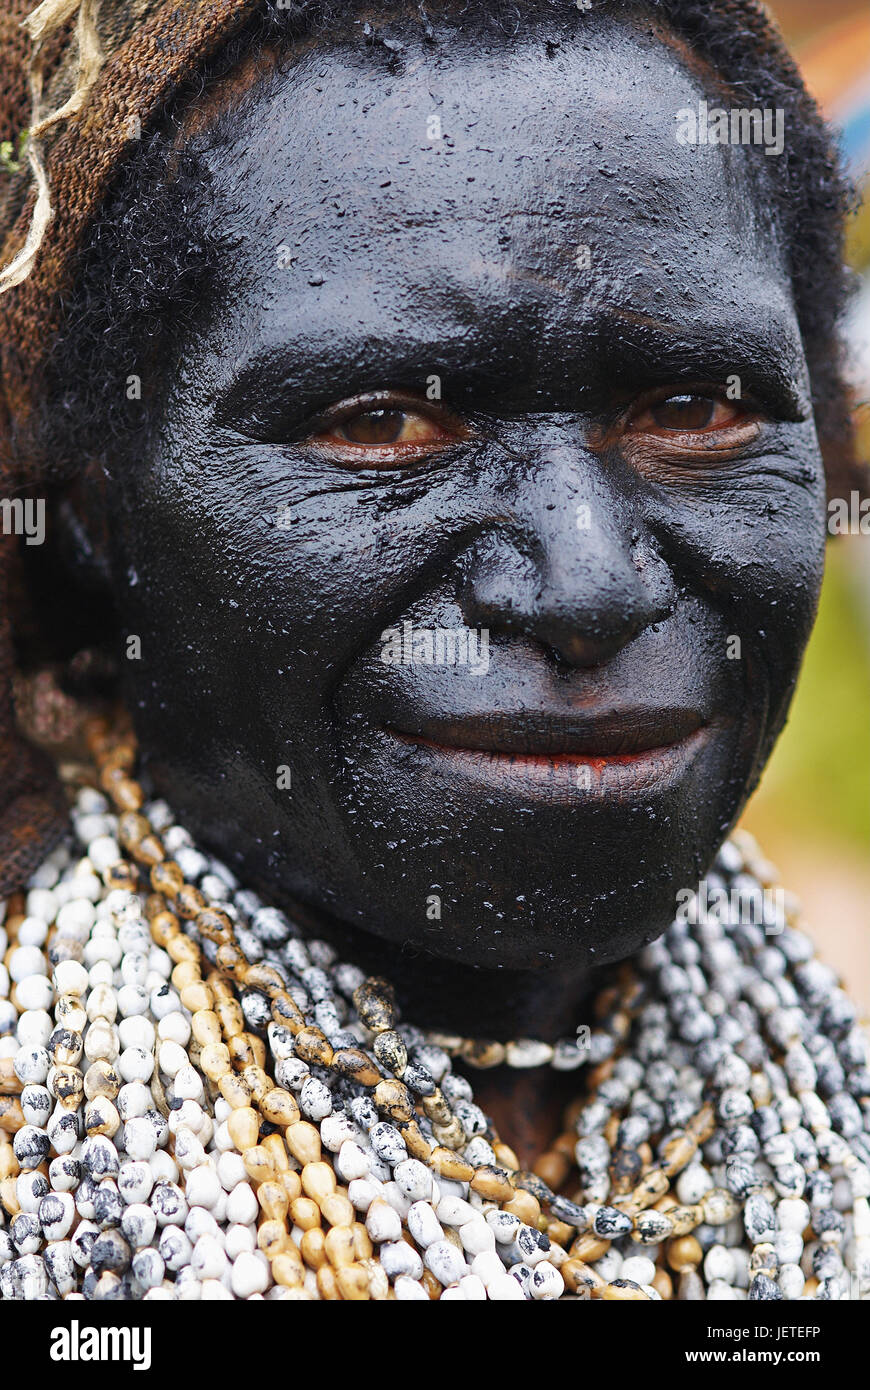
{"left": 456, "top": 445, "right": 674, "bottom": 668}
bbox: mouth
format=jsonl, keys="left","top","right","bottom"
{"left": 384, "top": 708, "right": 711, "bottom": 798}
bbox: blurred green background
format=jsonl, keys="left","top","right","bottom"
{"left": 740, "top": 1, "right": 870, "bottom": 1009}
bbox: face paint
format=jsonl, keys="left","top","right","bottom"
{"left": 102, "top": 14, "right": 825, "bottom": 995}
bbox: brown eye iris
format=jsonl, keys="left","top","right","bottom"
{"left": 651, "top": 394, "right": 716, "bottom": 431}
{"left": 338, "top": 409, "right": 406, "bottom": 445}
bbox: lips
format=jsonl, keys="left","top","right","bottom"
{"left": 382, "top": 706, "right": 711, "bottom": 799}
{"left": 386, "top": 706, "right": 705, "bottom": 759}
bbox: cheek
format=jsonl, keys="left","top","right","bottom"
{"left": 645, "top": 452, "right": 826, "bottom": 668}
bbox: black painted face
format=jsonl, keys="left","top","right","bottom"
{"left": 104, "top": 15, "right": 825, "bottom": 973}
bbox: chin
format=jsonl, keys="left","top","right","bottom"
{"left": 301, "top": 711, "right": 746, "bottom": 971}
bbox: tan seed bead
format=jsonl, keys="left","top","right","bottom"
{"left": 0, "top": 1145, "right": 18, "bottom": 1181}
{"left": 262, "top": 1133, "right": 290, "bottom": 1173}
{"left": 352, "top": 978, "right": 396, "bottom": 1034}
{"left": 84, "top": 1096, "right": 120, "bottom": 1138}
{"left": 301, "top": 1227, "right": 327, "bottom": 1269}
{"left": 601, "top": 1280, "right": 651, "bottom": 1301}
{"left": 243, "top": 1146, "right": 276, "bottom": 1184}
{"left": 325, "top": 1226, "right": 355, "bottom": 1268}
{"left": 281, "top": 1171, "right": 302, "bottom": 1203}
{"left": 228, "top": 1035, "right": 256, "bottom": 1070}
{"left": 422, "top": 1089, "right": 452, "bottom": 1126}
{"left": 292, "top": 1196, "right": 322, "bottom": 1231}
{"left": 320, "top": 1193, "right": 354, "bottom": 1229}
{"left": 622, "top": 1167, "right": 670, "bottom": 1213}
{"left": 118, "top": 811, "right": 150, "bottom": 849}
{"left": 257, "top": 1220, "right": 289, "bottom": 1259}
{"left": 259, "top": 1088, "right": 300, "bottom": 1128}
{"left": 150, "top": 861, "right": 184, "bottom": 896}
{"left": 215, "top": 998, "right": 244, "bottom": 1039}
{"left": 493, "top": 1142, "right": 519, "bottom": 1171}
{"left": 330, "top": 1048, "right": 380, "bottom": 1087}
{"left": 195, "top": 909, "right": 233, "bottom": 945}
{"left": 227, "top": 1106, "right": 260, "bottom": 1152}
{"left": 216, "top": 942, "right": 248, "bottom": 980}
{"left": 562, "top": 1259, "right": 605, "bottom": 1296}
{"left": 144, "top": 892, "right": 167, "bottom": 920}
{"left": 271, "top": 1252, "right": 305, "bottom": 1288}
{"left": 243, "top": 963, "right": 285, "bottom": 995}
{"left": 652, "top": 1267, "right": 673, "bottom": 1300}
{"left": 470, "top": 1165, "right": 515, "bottom": 1203}
{"left": 180, "top": 982, "right": 213, "bottom": 1014}
{"left": 271, "top": 992, "right": 304, "bottom": 1031}
{"left": 504, "top": 1190, "right": 540, "bottom": 1225}
{"left": 421, "top": 1269, "right": 442, "bottom": 1300}
{"left": 546, "top": 1221, "right": 575, "bottom": 1248}
{"left": 191, "top": 1011, "right": 222, "bottom": 1047}
{"left": 200, "top": 1043, "right": 231, "bottom": 1081}
{"left": 569, "top": 1235, "right": 610, "bottom": 1263}
{"left": 432, "top": 1118, "right": 466, "bottom": 1150}
{"left": 293, "top": 1028, "right": 334, "bottom": 1068}
{"left": 104, "top": 860, "right": 139, "bottom": 891}
{"left": 134, "top": 834, "right": 164, "bottom": 866}
{"left": 667, "top": 1203, "right": 704, "bottom": 1237}
{"left": 257, "top": 1181, "right": 289, "bottom": 1222}
{"left": 336, "top": 1264, "right": 370, "bottom": 1300}
{"left": 171, "top": 960, "right": 202, "bottom": 991}
{"left": 241, "top": 1064, "right": 271, "bottom": 1103}
{"left": 149, "top": 911, "right": 180, "bottom": 949}
{"left": 459, "top": 1039, "right": 506, "bottom": 1069}
{"left": 286, "top": 1122, "right": 322, "bottom": 1167}
{"left": 175, "top": 884, "right": 207, "bottom": 920}
{"left": 666, "top": 1235, "right": 703, "bottom": 1272}
{"left": 83, "top": 1060, "right": 121, "bottom": 1101}
{"left": 394, "top": 1118, "right": 432, "bottom": 1162}
{"left": 534, "top": 1150, "right": 570, "bottom": 1191}
{"left": 167, "top": 935, "right": 199, "bottom": 965}
{"left": 301, "top": 1162, "right": 336, "bottom": 1205}
{"left": 429, "top": 1147, "right": 474, "bottom": 1182}
{"left": 218, "top": 1073, "right": 251, "bottom": 1109}
{"left": 373, "top": 1078, "right": 413, "bottom": 1121}
{"left": 661, "top": 1133, "right": 697, "bottom": 1176}
{"left": 209, "top": 974, "right": 235, "bottom": 1003}
{"left": 1, "top": 1177, "right": 21, "bottom": 1212}
{"left": 316, "top": 1264, "right": 341, "bottom": 1300}
{"left": 687, "top": 1104, "right": 715, "bottom": 1143}
{"left": 0, "top": 1059, "right": 23, "bottom": 1096}
{"left": 352, "top": 1223, "right": 373, "bottom": 1261}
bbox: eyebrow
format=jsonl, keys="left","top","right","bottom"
{"left": 212, "top": 297, "right": 810, "bottom": 435}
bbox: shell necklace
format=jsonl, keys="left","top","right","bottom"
{"left": 1, "top": 713, "right": 869, "bottom": 1301}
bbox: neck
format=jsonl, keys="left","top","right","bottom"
{"left": 281, "top": 895, "right": 600, "bottom": 1042}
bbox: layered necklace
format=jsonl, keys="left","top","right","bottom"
{"left": 1, "top": 713, "right": 869, "bottom": 1302}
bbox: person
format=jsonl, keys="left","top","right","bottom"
{"left": 0, "top": 0, "right": 867, "bottom": 1302}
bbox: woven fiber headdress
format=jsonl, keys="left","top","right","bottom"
{"left": 0, "top": 0, "right": 261, "bottom": 891}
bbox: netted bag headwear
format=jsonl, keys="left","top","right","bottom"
{"left": 0, "top": 0, "right": 261, "bottom": 891}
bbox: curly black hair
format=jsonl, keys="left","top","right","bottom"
{"left": 36, "top": 0, "right": 861, "bottom": 505}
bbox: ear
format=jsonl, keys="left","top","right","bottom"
{"left": 17, "top": 461, "right": 120, "bottom": 678}
{"left": 53, "top": 460, "right": 115, "bottom": 593}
